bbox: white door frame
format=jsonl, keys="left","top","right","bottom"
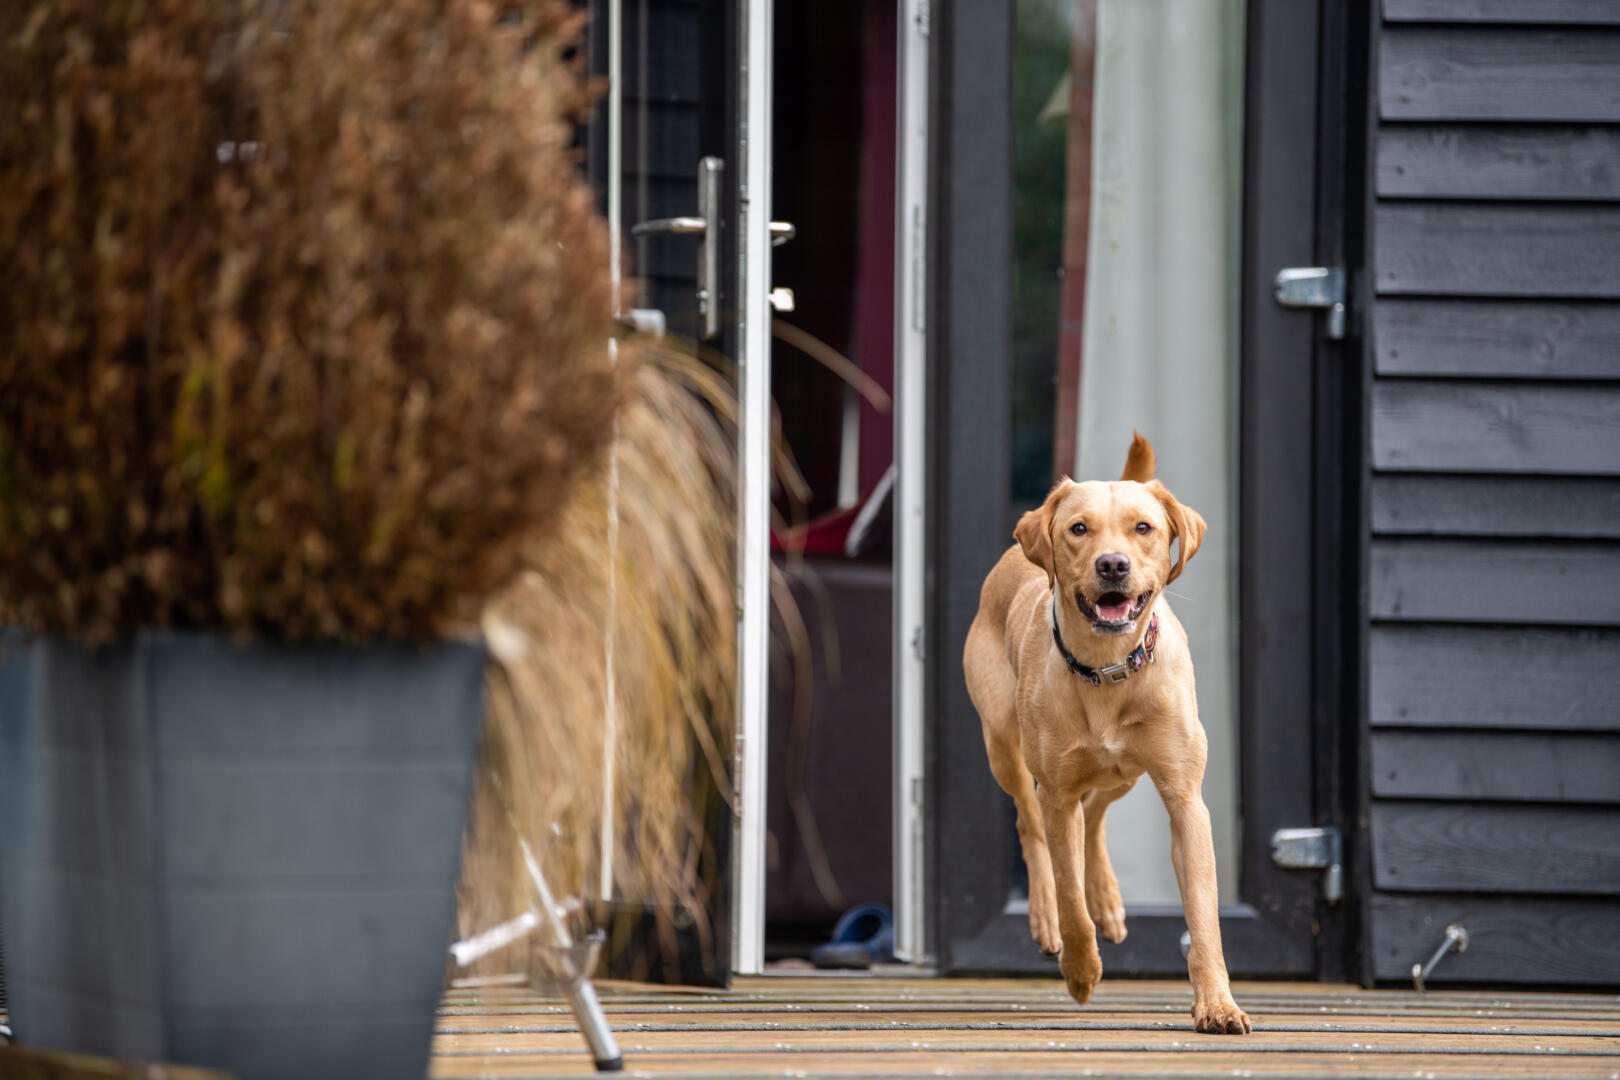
{"left": 731, "top": 0, "right": 776, "bottom": 977}
{"left": 892, "top": 0, "right": 931, "bottom": 965}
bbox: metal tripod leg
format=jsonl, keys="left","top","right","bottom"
{"left": 450, "top": 805, "right": 625, "bottom": 1071}
{"left": 517, "top": 837, "right": 623, "bottom": 1071}
{"left": 565, "top": 974, "right": 622, "bottom": 1072}
{"left": 450, "top": 920, "right": 622, "bottom": 1071}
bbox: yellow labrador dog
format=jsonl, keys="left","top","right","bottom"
{"left": 963, "top": 434, "right": 1249, "bottom": 1035}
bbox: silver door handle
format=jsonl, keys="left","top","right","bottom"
{"left": 627, "top": 161, "right": 793, "bottom": 341}
{"left": 628, "top": 157, "right": 724, "bottom": 340}
{"left": 631, "top": 216, "right": 707, "bottom": 237}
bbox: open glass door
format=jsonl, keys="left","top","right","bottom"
{"left": 590, "top": 0, "right": 780, "bottom": 979}
{"left": 595, "top": 0, "right": 930, "bottom": 976}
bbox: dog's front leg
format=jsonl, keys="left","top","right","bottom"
{"left": 1038, "top": 784, "right": 1101, "bottom": 1005}
{"left": 1161, "top": 788, "right": 1250, "bottom": 1034}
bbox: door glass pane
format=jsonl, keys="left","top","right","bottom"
{"left": 1009, "top": 1, "right": 1069, "bottom": 506}
{"left": 1010, "top": 0, "right": 1245, "bottom": 907}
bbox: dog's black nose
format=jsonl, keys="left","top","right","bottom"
{"left": 1095, "top": 553, "right": 1131, "bottom": 582}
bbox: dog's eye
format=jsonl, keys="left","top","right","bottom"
{"left": 1135, "top": 522, "right": 1152, "bottom": 535}
{"left": 1069, "top": 522, "right": 1087, "bottom": 536}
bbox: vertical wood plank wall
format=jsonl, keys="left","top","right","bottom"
{"left": 1366, "top": 0, "right": 1620, "bottom": 984}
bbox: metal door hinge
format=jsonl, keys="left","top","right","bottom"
{"left": 1274, "top": 266, "right": 1346, "bottom": 340}
{"left": 1269, "top": 826, "right": 1343, "bottom": 903}
{"left": 915, "top": 0, "right": 931, "bottom": 37}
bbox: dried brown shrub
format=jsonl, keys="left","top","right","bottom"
{"left": 0, "top": 0, "right": 619, "bottom": 641}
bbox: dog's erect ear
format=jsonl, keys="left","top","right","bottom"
{"left": 1145, "top": 480, "right": 1206, "bottom": 584}
{"left": 1119, "top": 431, "right": 1156, "bottom": 482}
{"left": 1014, "top": 481, "right": 1070, "bottom": 586}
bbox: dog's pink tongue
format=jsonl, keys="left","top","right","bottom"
{"left": 1097, "top": 598, "right": 1131, "bottom": 621}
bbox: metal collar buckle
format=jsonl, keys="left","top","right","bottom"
{"left": 1097, "top": 663, "right": 1132, "bottom": 685}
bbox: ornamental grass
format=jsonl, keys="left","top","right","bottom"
{"left": 459, "top": 345, "right": 741, "bottom": 978}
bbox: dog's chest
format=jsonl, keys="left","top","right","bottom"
{"left": 1066, "top": 722, "right": 1142, "bottom": 787}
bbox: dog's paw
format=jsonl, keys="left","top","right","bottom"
{"left": 1028, "top": 891, "right": 1062, "bottom": 956}
{"left": 1085, "top": 865, "right": 1127, "bottom": 944}
{"left": 1059, "top": 947, "right": 1102, "bottom": 1005}
{"left": 1088, "top": 895, "right": 1127, "bottom": 944}
{"left": 1192, "top": 996, "right": 1251, "bottom": 1035}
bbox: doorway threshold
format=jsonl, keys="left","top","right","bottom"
{"left": 760, "top": 961, "right": 938, "bottom": 978}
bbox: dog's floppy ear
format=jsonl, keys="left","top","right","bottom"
{"left": 1014, "top": 480, "right": 1071, "bottom": 587}
{"left": 1145, "top": 480, "right": 1206, "bottom": 584}
{"left": 1119, "top": 431, "right": 1156, "bottom": 482}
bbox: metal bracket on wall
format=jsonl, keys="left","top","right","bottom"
{"left": 1273, "top": 266, "right": 1346, "bottom": 340}
{"left": 1412, "top": 924, "right": 1470, "bottom": 993}
{"left": 1269, "top": 826, "right": 1343, "bottom": 903}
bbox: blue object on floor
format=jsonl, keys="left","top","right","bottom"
{"left": 810, "top": 903, "right": 895, "bottom": 969}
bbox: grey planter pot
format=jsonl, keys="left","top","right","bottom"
{"left": 0, "top": 631, "right": 485, "bottom": 1079}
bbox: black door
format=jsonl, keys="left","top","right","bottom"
{"left": 927, "top": 0, "right": 1349, "bottom": 979}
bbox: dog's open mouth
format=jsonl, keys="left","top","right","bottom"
{"left": 1075, "top": 589, "right": 1152, "bottom": 635}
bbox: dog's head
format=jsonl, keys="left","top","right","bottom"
{"left": 1013, "top": 433, "right": 1205, "bottom": 638}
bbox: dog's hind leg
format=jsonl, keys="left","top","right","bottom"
{"left": 1081, "top": 784, "right": 1133, "bottom": 943}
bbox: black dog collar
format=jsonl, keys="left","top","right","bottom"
{"left": 1050, "top": 595, "right": 1159, "bottom": 686}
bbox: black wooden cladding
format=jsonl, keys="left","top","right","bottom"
{"left": 618, "top": 1, "right": 702, "bottom": 103}
{"left": 1364, "top": 3, "right": 1620, "bottom": 986}
{"left": 1384, "top": 0, "right": 1620, "bottom": 24}
{"left": 1371, "top": 382, "right": 1620, "bottom": 475}
{"left": 1378, "top": 126, "right": 1620, "bottom": 201}
{"left": 1369, "top": 625, "right": 1620, "bottom": 731}
{"left": 1372, "top": 802, "right": 1620, "bottom": 894}
{"left": 1376, "top": 204, "right": 1620, "bottom": 298}
{"left": 1374, "top": 299, "right": 1620, "bottom": 378}
{"left": 1369, "top": 538, "right": 1620, "bottom": 624}
{"left": 621, "top": 104, "right": 701, "bottom": 179}
{"left": 1380, "top": 27, "right": 1620, "bottom": 122}
{"left": 1370, "top": 895, "right": 1620, "bottom": 984}
{"left": 1372, "top": 475, "right": 1620, "bottom": 537}
{"left": 615, "top": 0, "right": 706, "bottom": 322}
{"left": 1372, "top": 730, "right": 1620, "bottom": 802}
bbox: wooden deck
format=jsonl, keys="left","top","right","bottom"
{"left": 432, "top": 974, "right": 1620, "bottom": 1078}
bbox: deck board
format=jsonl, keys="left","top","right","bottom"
{"left": 429, "top": 976, "right": 1620, "bottom": 1078}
